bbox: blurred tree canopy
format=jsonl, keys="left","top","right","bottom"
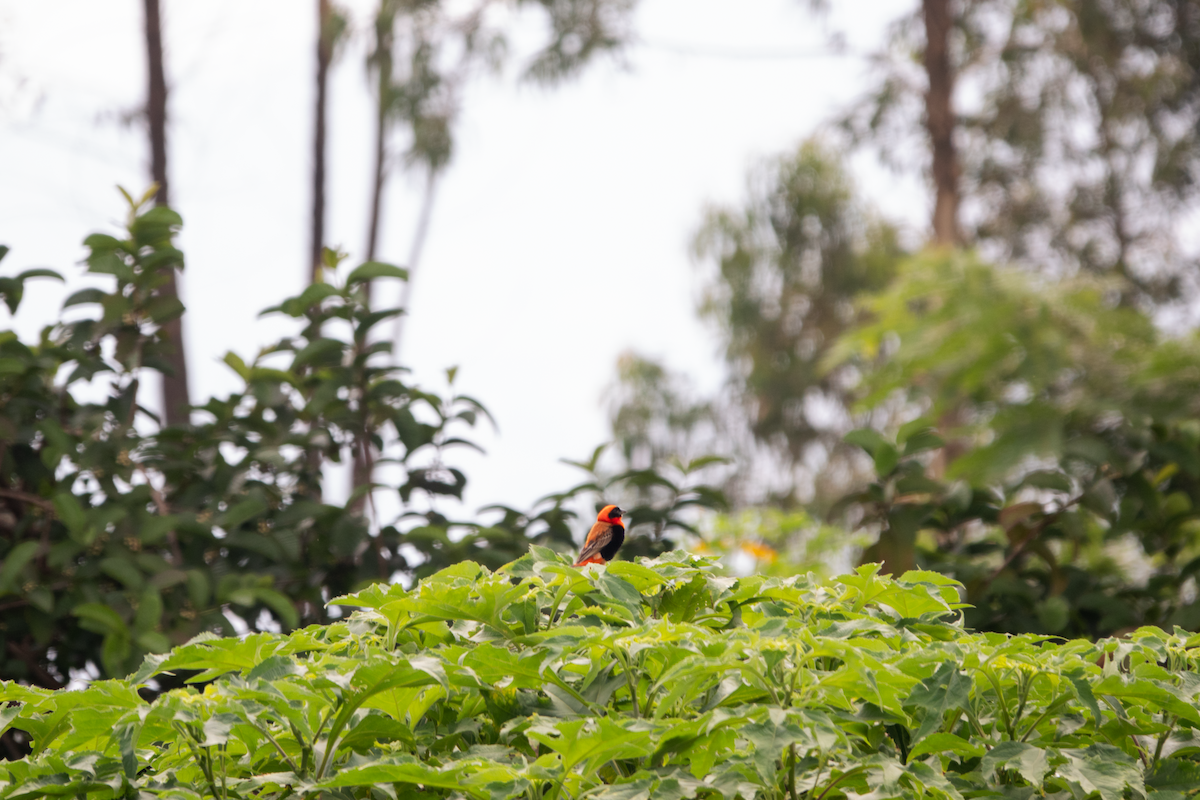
{"left": 846, "top": 0, "right": 1200, "bottom": 307}
{"left": 828, "top": 250, "right": 1200, "bottom": 637}
{"left": 672, "top": 141, "right": 904, "bottom": 506}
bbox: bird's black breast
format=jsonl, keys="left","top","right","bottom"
{"left": 599, "top": 526, "right": 624, "bottom": 560}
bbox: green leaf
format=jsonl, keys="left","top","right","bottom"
{"left": 902, "top": 428, "right": 943, "bottom": 456}
{"left": 100, "top": 557, "right": 145, "bottom": 590}
{"left": 982, "top": 741, "right": 1050, "bottom": 786}
{"left": 219, "top": 497, "right": 268, "bottom": 531}
{"left": 63, "top": 288, "right": 108, "bottom": 308}
{"left": 0, "top": 541, "right": 40, "bottom": 594}
{"left": 906, "top": 662, "right": 971, "bottom": 744}
{"left": 1057, "top": 744, "right": 1142, "bottom": 800}
{"left": 605, "top": 561, "right": 668, "bottom": 592}
{"left": 16, "top": 267, "right": 63, "bottom": 282}
{"left": 873, "top": 442, "right": 900, "bottom": 476}
{"left": 0, "top": 704, "right": 21, "bottom": 739}
{"left": 246, "top": 655, "right": 301, "bottom": 682}
{"left": 223, "top": 351, "right": 250, "bottom": 379}
{"left": 133, "top": 587, "right": 163, "bottom": 633}
{"left": 52, "top": 493, "right": 89, "bottom": 542}
{"left": 292, "top": 337, "right": 344, "bottom": 369}
{"left": 145, "top": 294, "right": 185, "bottom": 323}
{"left": 907, "top": 732, "right": 984, "bottom": 760}
{"left": 347, "top": 261, "right": 408, "bottom": 284}
{"left": 845, "top": 428, "right": 889, "bottom": 456}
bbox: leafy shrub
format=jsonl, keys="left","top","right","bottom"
{"left": 0, "top": 198, "right": 727, "bottom": 697}
{"left": 2, "top": 551, "right": 1198, "bottom": 799}
{"left": 828, "top": 251, "right": 1200, "bottom": 638}
{"left": 0, "top": 198, "right": 490, "bottom": 687}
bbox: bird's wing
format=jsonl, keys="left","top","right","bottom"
{"left": 575, "top": 521, "right": 615, "bottom": 564}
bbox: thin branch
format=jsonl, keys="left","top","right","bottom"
{"left": 0, "top": 488, "right": 55, "bottom": 512}
{"left": 6, "top": 641, "right": 63, "bottom": 690}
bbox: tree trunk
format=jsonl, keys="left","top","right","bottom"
{"left": 859, "top": 0, "right": 963, "bottom": 574}
{"left": 364, "top": 75, "right": 388, "bottom": 285}
{"left": 351, "top": 108, "right": 385, "bottom": 518}
{"left": 310, "top": 0, "right": 334, "bottom": 285}
{"left": 922, "top": 0, "right": 960, "bottom": 246}
{"left": 306, "top": 0, "right": 336, "bottom": 500}
{"left": 352, "top": 10, "right": 393, "bottom": 518}
{"left": 143, "top": 0, "right": 191, "bottom": 426}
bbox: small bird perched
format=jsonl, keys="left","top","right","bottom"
{"left": 573, "top": 504, "right": 626, "bottom": 567}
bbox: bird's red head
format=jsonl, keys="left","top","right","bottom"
{"left": 598, "top": 504, "right": 625, "bottom": 524}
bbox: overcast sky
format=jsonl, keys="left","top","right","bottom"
{"left": 0, "top": 0, "right": 925, "bottom": 530}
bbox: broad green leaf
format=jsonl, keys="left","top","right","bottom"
{"left": 981, "top": 741, "right": 1050, "bottom": 786}
{"left": 347, "top": 261, "right": 408, "bottom": 284}
{"left": 906, "top": 662, "right": 971, "bottom": 744}
{"left": 0, "top": 540, "right": 40, "bottom": 593}
{"left": 1056, "top": 744, "right": 1143, "bottom": 800}
{"left": 907, "top": 732, "right": 984, "bottom": 760}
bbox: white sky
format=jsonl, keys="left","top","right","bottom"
{"left": 0, "top": 0, "right": 925, "bottom": 530}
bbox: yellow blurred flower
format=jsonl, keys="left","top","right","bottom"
{"left": 742, "top": 540, "right": 777, "bottom": 563}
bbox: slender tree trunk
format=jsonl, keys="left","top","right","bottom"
{"left": 922, "top": 0, "right": 960, "bottom": 246}
{"left": 143, "top": 0, "right": 191, "bottom": 426}
{"left": 860, "top": 0, "right": 964, "bottom": 575}
{"left": 352, "top": 9, "right": 394, "bottom": 518}
{"left": 310, "top": 0, "right": 333, "bottom": 284}
{"left": 923, "top": 0, "right": 966, "bottom": 471}
{"left": 351, "top": 106, "right": 385, "bottom": 516}
{"left": 364, "top": 75, "right": 388, "bottom": 285}
{"left": 306, "top": 0, "right": 336, "bottom": 500}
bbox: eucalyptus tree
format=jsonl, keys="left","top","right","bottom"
{"left": 845, "top": 0, "right": 1200, "bottom": 307}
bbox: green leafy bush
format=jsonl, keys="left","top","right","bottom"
{"left": 0, "top": 198, "right": 727, "bottom": 697}
{"left": 3, "top": 551, "right": 1198, "bottom": 799}
{"left": 827, "top": 251, "right": 1200, "bottom": 638}
{"left": 0, "top": 198, "right": 490, "bottom": 687}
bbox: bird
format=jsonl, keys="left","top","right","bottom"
{"left": 573, "top": 504, "right": 626, "bottom": 567}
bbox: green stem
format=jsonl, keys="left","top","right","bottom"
{"left": 175, "top": 723, "right": 221, "bottom": 800}
{"left": 1011, "top": 670, "right": 1037, "bottom": 733}
{"left": 964, "top": 699, "right": 988, "bottom": 740}
{"left": 809, "top": 755, "right": 825, "bottom": 800}
{"left": 1019, "top": 689, "right": 1067, "bottom": 742}
{"left": 546, "top": 582, "right": 572, "bottom": 631}
{"left": 546, "top": 669, "right": 596, "bottom": 714}
{"left": 787, "top": 744, "right": 797, "bottom": 800}
{"left": 616, "top": 648, "right": 640, "bottom": 718}
{"left": 815, "top": 765, "right": 868, "bottom": 800}
{"left": 1152, "top": 713, "right": 1176, "bottom": 768}
{"left": 747, "top": 664, "right": 782, "bottom": 707}
{"left": 253, "top": 720, "right": 300, "bottom": 774}
{"left": 785, "top": 645, "right": 806, "bottom": 709}
{"left": 1101, "top": 696, "right": 1150, "bottom": 767}
{"left": 982, "top": 667, "right": 1014, "bottom": 740}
